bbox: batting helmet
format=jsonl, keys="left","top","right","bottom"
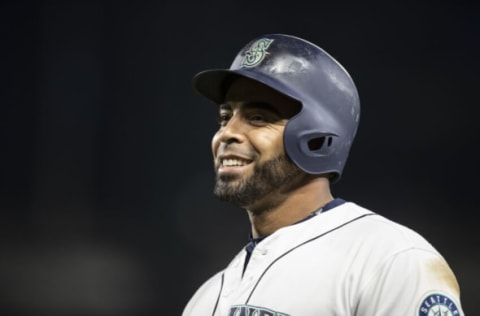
{"left": 192, "top": 34, "right": 360, "bottom": 182}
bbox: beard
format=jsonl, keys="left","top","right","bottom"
{"left": 213, "top": 153, "right": 305, "bottom": 210}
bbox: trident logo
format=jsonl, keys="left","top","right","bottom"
{"left": 241, "top": 38, "right": 274, "bottom": 68}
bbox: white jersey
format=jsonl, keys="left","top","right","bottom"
{"left": 183, "top": 202, "right": 464, "bottom": 316}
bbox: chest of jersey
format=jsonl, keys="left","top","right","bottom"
{"left": 215, "top": 209, "right": 377, "bottom": 315}
{"left": 183, "top": 203, "right": 463, "bottom": 316}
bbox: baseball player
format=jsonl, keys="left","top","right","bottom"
{"left": 183, "top": 34, "right": 464, "bottom": 316}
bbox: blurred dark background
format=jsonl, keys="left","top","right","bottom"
{"left": 1, "top": 1, "right": 478, "bottom": 315}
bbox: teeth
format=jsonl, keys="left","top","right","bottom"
{"left": 222, "top": 159, "right": 248, "bottom": 167}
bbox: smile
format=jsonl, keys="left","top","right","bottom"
{"left": 222, "top": 158, "right": 250, "bottom": 167}
{"left": 221, "top": 157, "right": 254, "bottom": 168}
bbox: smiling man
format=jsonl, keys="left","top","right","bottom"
{"left": 182, "top": 34, "right": 464, "bottom": 316}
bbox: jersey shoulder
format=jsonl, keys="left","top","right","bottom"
{"left": 339, "top": 203, "right": 464, "bottom": 315}
{"left": 342, "top": 202, "right": 439, "bottom": 253}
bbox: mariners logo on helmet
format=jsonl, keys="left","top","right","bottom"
{"left": 241, "top": 38, "right": 273, "bottom": 68}
{"left": 418, "top": 293, "right": 461, "bottom": 316}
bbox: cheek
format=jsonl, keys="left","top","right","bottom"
{"left": 252, "top": 129, "right": 285, "bottom": 156}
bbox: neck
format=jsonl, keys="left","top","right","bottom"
{"left": 246, "top": 176, "right": 333, "bottom": 238}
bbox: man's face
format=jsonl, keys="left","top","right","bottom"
{"left": 211, "top": 77, "right": 303, "bottom": 211}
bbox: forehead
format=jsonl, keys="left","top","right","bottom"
{"left": 223, "top": 77, "right": 301, "bottom": 116}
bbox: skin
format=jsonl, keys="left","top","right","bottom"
{"left": 211, "top": 77, "right": 334, "bottom": 238}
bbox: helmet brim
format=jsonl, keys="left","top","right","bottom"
{"left": 192, "top": 69, "right": 239, "bottom": 104}
{"left": 192, "top": 68, "right": 301, "bottom": 105}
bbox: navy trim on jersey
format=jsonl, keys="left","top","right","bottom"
{"left": 296, "top": 197, "right": 346, "bottom": 224}
{"left": 321, "top": 197, "right": 346, "bottom": 212}
{"left": 245, "top": 212, "right": 377, "bottom": 304}
{"left": 211, "top": 272, "right": 224, "bottom": 316}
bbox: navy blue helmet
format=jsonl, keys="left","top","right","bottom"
{"left": 193, "top": 34, "right": 360, "bottom": 182}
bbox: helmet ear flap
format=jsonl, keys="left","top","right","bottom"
{"left": 292, "top": 133, "right": 342, "bottom": 183}
{"left": 284, "top": 106, "right": 344, "bottom": 180}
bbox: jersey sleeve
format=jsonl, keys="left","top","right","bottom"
{"left": 356, "top": 247, "right": 464, "bottom": 316}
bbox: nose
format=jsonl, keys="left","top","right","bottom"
{"left": 214, "top": 114, "right": 246, "bottom": 145}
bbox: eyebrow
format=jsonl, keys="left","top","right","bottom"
{"left": 219, "top": 103, "right": 231, "bottom": 111}
{"left": 219, "top": 102, "right": 282, "bottom": 116}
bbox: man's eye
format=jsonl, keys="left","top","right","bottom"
{"left": 217, "top": 114, "right": 230, "bottom": 126}
{"left": 249, "top": 114, "right": 267, "bottom": 124}
{"left": 250, "top": 114, "right": 264, "bottom": 121}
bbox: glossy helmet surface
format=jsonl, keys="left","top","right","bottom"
{"left": 193, "top": 34, "right": 360, "bottom": 182}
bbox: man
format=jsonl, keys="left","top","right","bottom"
{"left": 183, "top": 34, "right": 464, "bottom": 315}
